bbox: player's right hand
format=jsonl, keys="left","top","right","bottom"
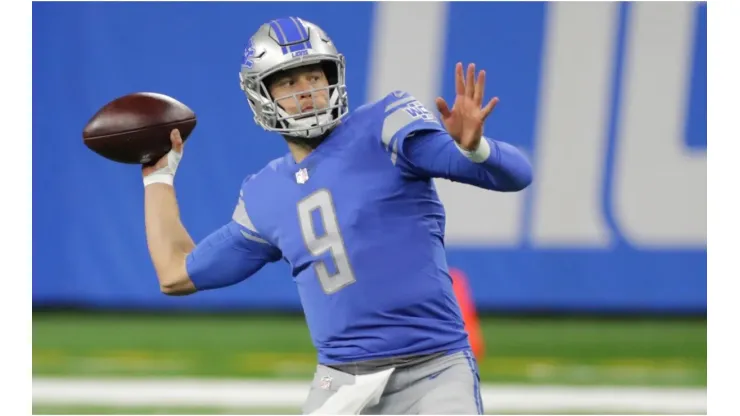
{"left": 142, "top": 129, "right": 184, "bottom": 187}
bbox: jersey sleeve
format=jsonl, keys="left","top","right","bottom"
{"left": 401, "top": 130, "right": 533, "bottom": 191}
{"left": 376, "top": 91, "right": 447, "bottom": 172}
{"left": 186, "top": 176, "right": 283, "bottom": 291}
{"left": 373, "top": 91, "right": 532, "bottom": 191}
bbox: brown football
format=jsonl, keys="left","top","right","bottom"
{"left": 82, "top": 92, "right": 197, "bottom": 165}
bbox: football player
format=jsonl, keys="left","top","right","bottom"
{"left": 142, "top": 17, "right": 532, "bottom": 414}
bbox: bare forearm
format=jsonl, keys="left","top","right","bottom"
{"left": 144, "top": 184, "right": 196, "bottom": 292}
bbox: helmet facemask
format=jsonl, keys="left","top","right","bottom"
{"left": 240, "top": 57, "right": 348, "bottom": 140}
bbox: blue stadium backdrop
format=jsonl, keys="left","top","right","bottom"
{"left": 32, "top": 2, "right": 707, "bottom": 314}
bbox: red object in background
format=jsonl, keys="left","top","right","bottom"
{"left": 450, "top": 268, "right": 485, "bottom": 361}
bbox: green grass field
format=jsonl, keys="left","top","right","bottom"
{"left": 33, "top": 312, "right": 706, "bottom": 387}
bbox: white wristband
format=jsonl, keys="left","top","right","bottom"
{"left": 143, "top": 173, "right": 175, "bottom": 187}
{"left": 455, "top": 136, "right": 492, "bottom": 163}
{"left": 143, "top": 148, "right": 182, "bottom": 187}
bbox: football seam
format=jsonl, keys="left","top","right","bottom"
{"left": 84, "top": 117, "right": 196, "bottom": 140}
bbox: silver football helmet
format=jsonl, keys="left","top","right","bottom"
{"left": 239, "top": 17, "right": 349, "bottom": 139}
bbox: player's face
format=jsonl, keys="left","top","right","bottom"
{"left": 268, "top": 65, "right": 330, "bottom": 116}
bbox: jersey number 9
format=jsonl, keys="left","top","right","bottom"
{"left": 297, "top": 189, "right": 357, "bottom": 294}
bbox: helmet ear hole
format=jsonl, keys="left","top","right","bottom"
{"left": 262, "top": 74, "right": 278, "bottom": 101}
{"left": 321, "top": 62, "right": 339, "bottom": 86}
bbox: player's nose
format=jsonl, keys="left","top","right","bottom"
{"left": 296, "top": 85, "right": 316, "bottom": 110}
{"left": 296, "top": 89, "right": 313, "bottom": 104}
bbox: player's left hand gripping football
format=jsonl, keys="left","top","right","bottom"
{"left": 435, "top": 63, "right": 499, "bottom": 151}
{"left": 142, "top": 129, "right": 184, "bottom": 187}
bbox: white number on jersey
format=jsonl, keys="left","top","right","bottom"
{"left": 297, "top": 189, "right": 357, "bottom": 294}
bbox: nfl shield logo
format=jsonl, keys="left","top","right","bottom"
{"left": 319, "top": 375, "right": 333, "bottom": 390}
{"left": 295, "top": 168, "right": 309, "bottom": 184}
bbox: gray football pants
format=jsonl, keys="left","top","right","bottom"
{"left": 301, "top": 350, "right": 483, "bottom": 415}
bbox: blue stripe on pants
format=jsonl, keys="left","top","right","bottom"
{"left": 463, "top": 350, "right": 483, "bottom": 414}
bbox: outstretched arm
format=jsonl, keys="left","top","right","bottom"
{"left": 401, "top": 129, "right": 532, "bottom": 191}
{"left": 379, "top": 63, "right": 532, "bottom": 191}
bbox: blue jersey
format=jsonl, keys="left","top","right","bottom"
{"left": 185, "top": 91, "right": 532, "bottom": 364}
